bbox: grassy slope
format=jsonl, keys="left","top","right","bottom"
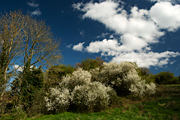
{"left": 27, "top": 85, "right": 180, "bottom": 120}
{"left": 1, "top": 85, "right": 179, "bottom": 120}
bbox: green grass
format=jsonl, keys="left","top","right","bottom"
{"left": 2, "top": 85, "right": 180, "bottom": 120}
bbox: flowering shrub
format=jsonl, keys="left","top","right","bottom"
{"left": 90, "top": 62, "right": 156, "bottom": 97}
{"left": 44, "top": 87, "right": 70, "bottom": 113}
{"left": 44, "top": 62, "right": 156, "bottom": 113}
{"left": 71, "top": 82, "right": 116, "bottom": 112}
{"left": 60, "top": 68, "right": 92, "bottom": 91}
{"left": 90, "top": 62, "right": 138, "bottom": 87}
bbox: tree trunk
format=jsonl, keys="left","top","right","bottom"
{"left": 0, "top": 67, "right": 8, "bottom": 101}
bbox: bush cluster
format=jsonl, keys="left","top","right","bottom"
{"left": 154, "top": 71, "right": 180, "bottom": 84}
{"left": 45, "top": 62, "right": 156, "bottom": 113}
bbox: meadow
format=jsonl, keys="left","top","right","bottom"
{"left": 24, "top": 84, "right": 180, "bottom": 120}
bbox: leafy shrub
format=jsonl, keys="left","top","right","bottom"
{"left": 60, "top": 68, "right": 91, "bottom": 91}
{"left": 154, "top": 71, "right": 175, "bottom": 84}
{"left": 45, "top": 64, "right": 75, "bottom": 87}
{"left": 138, "top": 67, "right": 155, "bottom": 83}
{"left": 16, "top": 67, "right": 44, "bottom": 110}
{"left": 44, "top": 87, "right": 70, "bottom": 113}
{"left": 71, "top": 82, "right": 116, "bottom": 112}
{"left": 11, "top": 105, "right": 27, "bottom": 120}
{"left": 75, "top": 57, "right": 104, "bottom": 71}
{"left": 27, "top": 89, "right": 47, "bottom": 117}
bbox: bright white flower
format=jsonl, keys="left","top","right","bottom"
{"left": 90, "top": 61, "right": 156, "bottom": 97}
{"left": 44, "top": 87, "right": 70, "bottom": 112}
{"left": 60, "top": 68, "right": 92, "bottom": 91}
{"left": 71, "top": 82, "right": 115, "bottom": 111}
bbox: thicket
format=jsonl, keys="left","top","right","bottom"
{"left": 154, "top": 71, "right": 180, "bottom": 84}
{"left": 44, "top": 62, "right": 156, "bottom": 114}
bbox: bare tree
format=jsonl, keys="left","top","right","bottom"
{"left": 19, "top": 12, "right": 62, "bottom": 108}
{"left": 22, "top": 15, "right": 62, "bottom": 73}
{"left": 0, "top": 11, "right": 26, "bottom": 100}
{"left": 0, "top": 10, "right": 62, "bottom": 101}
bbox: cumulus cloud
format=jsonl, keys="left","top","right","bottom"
{"left": 72, "top": 0, "right": 180, "bottom": 68}
{"left": 149, "top": 2, "right": 180, "bottom": 31}
{"left": 86, "top": 39, "right": 119, "bottom": 53}
{"left": 111, "top": 51, "right": 180, "bottom": 68}
{"left": 73, "top": 42, "right": 85, "bottom": 51}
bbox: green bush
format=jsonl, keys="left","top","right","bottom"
{"left": 75, "top": 57, "right": 104, "bottom": 71}
{"left": 20, "top": 67, "right": 44, "bottom": 110}
{"left": 45, "top": 64, "right": 75, "bottom": 87}
{"left": 138, "top": 67, "right": 155, "bottom": 83}
{"left": 154, "top": 71, "right": 175, "bottom": 84}
{"left": 27, "top": 89, "right": 47, "bottom": 117}
{"left": 11, "top": 105, "right": 27, "bottom": 120}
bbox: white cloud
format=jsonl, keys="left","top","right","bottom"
{"left": 150, "top": 2, "right": 180, "bottom": 31}
{"left": 111, "top": 51, "right": 180, "bottom": 68}
{"left": 27, "top": 2, "right": 39, "bottom": 7}
{"left": 149, "top": 0, "right": 178, "bottom": 3}
{"left": 86, "top": 39, "right": 119, "bottom": 53}
{"left": 31, "top": 9, "right": 42, "bottom": 16}
{"left": 73, "top": 42, "right": 85, "bottom": 51}
{"left": 73, "top": 0, "right": 180, "bottom": 68}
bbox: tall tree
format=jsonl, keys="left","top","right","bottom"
{"left": 19, "top": 11, "right": 62, "bottom": 109}
{"left": 0, "top": 11, "right": 26, "bottom": 100}
{"left": 0, "top": 10, "right": 62, "bottom": 101}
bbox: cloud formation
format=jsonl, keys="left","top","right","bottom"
{"left": 27, "top": 1, "right": 42, "bottom": 16}
{"left": 149, "top": 2, "right": 180, "bottom": 31}
{"left": 27, "top": 2, "right": 39, "bottom": 7}
{"left": 73, "top": 42, "right": 85, "bottom": 51}
{"left": 72, "top": 0, "right": 180, "bottom": 68}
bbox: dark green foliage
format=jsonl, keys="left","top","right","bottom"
{"left": 27, "top": 89, "right": 47, "bottom": 117}
{"left": 45, "top": 64, "right": 75, "bottom": 87}
{"left": 76, "top": 57, "right": 104, "bottom": 71}
{"left": 154, "top": 71, "right": 175, "bottom": 84}
{"left": 19, "top": 67, "right": 44, "bottom": 109}
{"left": 138, "top": 67, "right": 155, "bottom": 83}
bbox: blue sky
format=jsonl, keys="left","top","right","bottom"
{"left": 1, "top": 0, "right": 180, "bottom": 76}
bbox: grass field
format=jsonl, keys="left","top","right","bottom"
{"left": 25, "top": 85, "right": 180, "bottom": 120}
{"left": 1, "top": 85, "right": 180, "bottom": 120}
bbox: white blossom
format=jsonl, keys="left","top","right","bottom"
{"left": 71, "top": 82, "right": 115, "bottom": 111}
{"left": 60, "top": 68, "right": 92, "bottom": 91}
{"left": 44, "top": 87, "right": 70, "bottom": 112}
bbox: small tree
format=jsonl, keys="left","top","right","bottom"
{"left": 154, "top": 71, "right": 175, "bottom": 84}
{"left": 45, "top": 64, "right": 75, "bottom": 88}
{"left": 12, "top": 67, "right": 44, "bottom": 109}
{"left": 75, "top": 57, "right": 104, "bottom": 71}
